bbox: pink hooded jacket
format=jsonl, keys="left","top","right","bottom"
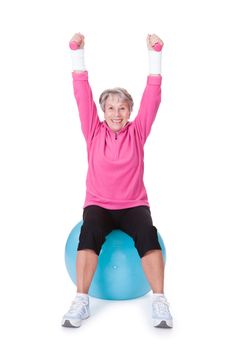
{"left": 72, "top": 71, "right": 162, "bottom": 209}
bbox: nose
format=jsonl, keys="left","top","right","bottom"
{"left": 115, "top": 110, "right": 122, "bottom": 118}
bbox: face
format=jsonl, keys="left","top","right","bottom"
{"left": 104, "top": 94, "right": 131, "bottom": 132}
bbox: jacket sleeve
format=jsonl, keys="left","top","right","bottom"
{"left": 134, "top": 75, "right": 162, "bottom": 144}
{"left": 72, "top": 71, "right": 101, "bottom": 143}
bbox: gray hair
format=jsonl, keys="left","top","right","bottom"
{"left": 99, "top": 87, "right": 134, "bottom": 112}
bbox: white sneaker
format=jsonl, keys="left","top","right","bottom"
{"left": 62, "top": 293, "right": 90, "bottom": 328}
{"left": 152, "top": 294, "right": 173, "bottom": 328}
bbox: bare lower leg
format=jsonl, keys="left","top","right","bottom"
{"left": 76, "top": 249, "right": 98, "bottom": 294}
{"left": 141, "top": 249, "right": 164, "bottom": 294}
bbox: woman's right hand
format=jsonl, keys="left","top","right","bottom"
{"left": 70, "top": 32, "right": 85, "bottom": 49}
{"left": 147, "top": 34, "right": 163, "bottom": 51}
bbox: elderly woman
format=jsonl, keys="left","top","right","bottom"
{"left": 62, "top": 33, "right": 173, "bottom": 328}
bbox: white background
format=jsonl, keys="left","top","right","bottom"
{"left": 0, "top": 0, "right": 233, "bottom": 348}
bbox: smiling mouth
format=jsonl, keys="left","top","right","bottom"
{"left": 111, "top": 119, "right": 123, "bottom": 124}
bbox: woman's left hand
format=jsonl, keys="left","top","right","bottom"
{"left": 147, "top": 34, "right": 163, "bottom": 50}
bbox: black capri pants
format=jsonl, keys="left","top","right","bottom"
{"left": 77, "top": 205, "right": 161, "bottom": 258}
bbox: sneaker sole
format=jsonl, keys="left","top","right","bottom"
{"left": 153, "top": 320, "right": 173, "bottom": 328}
{"left": 62, "top": 315, "right": 89, "bottom": 328}
{"left": 62, "top": 320, "right": 81, "bottom": 328}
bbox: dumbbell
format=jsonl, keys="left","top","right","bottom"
{"left": 153, "top": 42, "right": 163, "bottom": 52}
{"left": 69, "top": 41, "right": 80, "bottom": 50}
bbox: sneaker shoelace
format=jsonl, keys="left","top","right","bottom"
{"left": 68, "top": 299, "right": 88, "bottom": 316}
{"left": 152, "top": 298, "right": 170, "bottom": 317}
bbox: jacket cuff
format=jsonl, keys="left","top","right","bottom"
{"left": 147, "top": 74, "right": 162, "bottom": 85}
{"left": 72, "top": 71, "right": 88, "bottom": 80}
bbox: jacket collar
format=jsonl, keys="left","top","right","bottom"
{"left": 102, "top": 120, "right": 131, "bottom": 135}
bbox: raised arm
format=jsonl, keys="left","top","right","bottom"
{"left": 147, "top": 34, "right": 164, "bottom": 76}
{"left": 69, "top": 33, "right": 100, "bottom": 143}
{"left": 134, "top": 34, "right": 163, "bottom": 144}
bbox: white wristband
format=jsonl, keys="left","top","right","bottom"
{"left": 70, "top": 49, "right": 86, "bottom": 71}
{"left": 148, "top": 50, "right": 162, "bottom": 75}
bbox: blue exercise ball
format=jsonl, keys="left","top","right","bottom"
{"left": 65, "top": 221, "right": 166, "bottom": 300}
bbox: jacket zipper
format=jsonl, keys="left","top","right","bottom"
{"left": 114, "top": 132, "right": 118, "bottom": 159}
